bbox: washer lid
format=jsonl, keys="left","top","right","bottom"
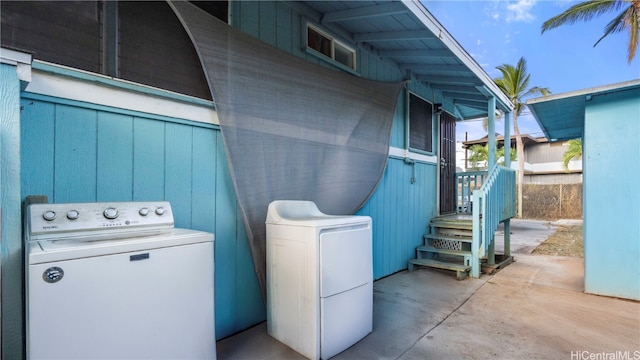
{"left": 265, "top": 200, "right": 370, "bottom": 227}
{"left": 29, "top": 228, "right": 214, "bottom": 265}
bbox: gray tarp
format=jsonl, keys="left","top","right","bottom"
{"left": 169, "top": 1, "right": 403, "bottom": 297}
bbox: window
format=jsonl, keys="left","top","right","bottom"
{"left": 0, "top": 0, "right": 229, "bottom": 100}
{"left": 409, "top": 93, "right": 433, "bottom": 153}
{"left": 306, "top": 24, "right": 356, "bottom": 71}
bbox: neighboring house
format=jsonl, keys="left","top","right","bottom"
{"left": 528, "top": 79, "right": 640, "bottom": 301}
{"left": 462, "top": 134, "right": 583, "bottom": 184}
{"left": 461, "top": 134, "right": 584, "bottom": 219}
{"left": 0, "top": 1, "right": 515, "bottom": 358}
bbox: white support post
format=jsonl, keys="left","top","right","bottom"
{"left": 504, "top": 111, "right": 511, "bottom": 168}
{"left": 503, "top": 111, "right": 512, "bottom": 257}
{"left": 487, "top": 96, "right": 496, "bottom": 266}
{"left": 487, "top": 96, "right": 496, "bottom": 168}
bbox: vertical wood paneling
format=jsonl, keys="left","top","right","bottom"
{"left": 357, "top": 158, "right": 437, "bottom": 279}
{"left": 290, "top": 9, "right": 304, "bottom": 58}
{"left": 259, "top": 1, "right": 277, "bottom": 46}
{"left": 234, "top": 207, "right": 266, "bottom": 329}
{"left": 239, "top": 1, "right": 260, "bottom": 37}
{"left": 191, "top": 127, "right": 217, "bottom": 233}
{"left": 275, "top": 2, "right": 293, "bottom": 53}
{"left": 164, "top": 123, "right": 193, "bottom": 228}
{"left": 53, "top": 105, "right": 98, "bottom": 202}
{"left": 97, "top": 112, "right": 133, "bottom": 201}
{"left": 214, "top": 131, "right": 239, "bottom": 337}
{"left": 20, "top": 99, "right": 55, "bottom": 199}
{"left": 390, "top": 91, "right": 406, "bottom": 149}
{"left": 133, "top": 117, "right": 165, "bottom": 201}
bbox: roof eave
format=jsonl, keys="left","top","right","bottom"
{"left": 403, "top": 0, "right": 513, "bottom": 113}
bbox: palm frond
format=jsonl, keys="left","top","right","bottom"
{"left": 541, "top": 0, "right": 625, "bottom": 33}
{"left": 562, "top": 138, "right": 583, "bottom": 170}
{"left": 594, "top": 8, "right": 629, "bottom": 47}
{"left": 523, "top": 86, "right": 551, "bottom": 98}
{"left": 625, "top": 4, "right": 639, "bottom": 62}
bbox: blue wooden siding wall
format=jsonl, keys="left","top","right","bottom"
{"left": 357, "top": 160, "right": 437, "bottom": 279}
{"left": 19, "top": 93, "right": 265, "bottom": 339}
{"left": 583, "top": 88, "right": 640, "bottom": 300}
{"left": 230, "top": 2, "right": 439, "bottom": 279}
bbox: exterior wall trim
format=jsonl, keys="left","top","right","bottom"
{"left": 1, "top": 47, "right": 32, "bottom": 84}
{"left": 389, "top": 146, "right": 438, "bottom": 164}
{"left": 25, "top": 61, "right": 219, "bottom": 125}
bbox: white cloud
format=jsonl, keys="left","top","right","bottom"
{"left": 506, "top": 0, "right": 536, "bottom": 23}
{"left": 492, "top": 12, "right": 500, "bottom": 20}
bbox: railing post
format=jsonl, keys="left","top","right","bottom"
{"left": 503, "top": 219, "right": 511, "bottom": 257}
{"left": 471, "top": 189, "right": 483, "bottom": 278}
{"left": 487, "top": 234, "right": 495, "bottom": 266}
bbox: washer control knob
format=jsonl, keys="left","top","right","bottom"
{"left": 43, "top": 211, "right": 56, "bottom": 221}
{"left": 66, "top": 210, "right": 80, "bottom": 220}
{"left": 139, "top": 207, "right": 150, "bottom": 216}
{"left": 103, "top": 207, "right": 119, "bottom": 220}
{"left": 155, "top": 207, "right": 166, "bottom": 216}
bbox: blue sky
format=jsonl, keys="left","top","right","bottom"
{"left": 423, "top": 0, "right": 640, "bottom": 141}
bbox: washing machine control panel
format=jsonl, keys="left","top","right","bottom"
{"left": 27, "top": 201, "right": 174, "bottom": 239}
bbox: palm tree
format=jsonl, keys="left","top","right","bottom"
{"left": 468, "top": 144, "right": 489, "bottom": 170}
{"left": 541, "top": 0, "right": 640, "bottom": 64}
{"left": 467, "top": 143, "right": 517, "bottom": 170}
{"left": 562, "top": 138, "right": 583, "bottom": 170}
{"left": 494, "top": 57, "right": 550, "bottom": 218}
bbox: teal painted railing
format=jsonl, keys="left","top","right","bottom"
{"left": 455, "top": 171, "right": 487, "bottom": 214}
{"left": 470, "top": 165, "right": 516, "bottom": 277}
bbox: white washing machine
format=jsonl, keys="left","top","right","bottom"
{"left": 25, "top": 201, "right": 216, "bottom": 360}
{"left": 266, "top": 200, "right": 372, "bottom": 360}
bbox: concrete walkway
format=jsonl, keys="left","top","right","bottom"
{"left": 217, "top": 219, "right": 639, "bottom": 360}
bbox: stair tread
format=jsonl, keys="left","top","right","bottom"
{"left": 424, "top": 233, "right": 473, "bottom": 243}
{"left": 430, "top": 223, "right": 473, "bottom": 230}
{"left": 417, "top": 245, "right": 471, "bottom": 256}
{"left": 409, "top": 258, "right": 470, "bottom": 272}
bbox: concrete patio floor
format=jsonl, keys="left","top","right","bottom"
{"left": 217, "top": 220, "right": 640, "bottom": 359}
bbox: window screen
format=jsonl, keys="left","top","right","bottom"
{"left": 1, "top": 0, "right": 217, "bottom": 100}
{"left": 118, "top": 1, "right": 211, "bottom": 100}
{"left": 409, "top": 93, "right": 433, "bottom": 153}
{"left": 1, "top": 1, "right": 101, "bottom": 73}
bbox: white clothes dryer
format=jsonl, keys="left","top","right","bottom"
{"left": 266, "top": 200, "right": 372, "bottom": 360}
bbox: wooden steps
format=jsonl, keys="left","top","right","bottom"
{"left": 424, "top": 233, "right": 472, "bottom": 244}
{"left": 408, "top": 214, "right": 474, "bottom": 280}
{"left": 430, "top": 214, "right": 473, "bottom": 230}
{"left": 416, "top": 245, "right": 471, "bottom": 258}
{"left": 408, "top": 258, "right": 470, "bottom": 280}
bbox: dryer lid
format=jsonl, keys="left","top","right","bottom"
{"left": 266, "top": 200, "right": 370, "bottom": 227}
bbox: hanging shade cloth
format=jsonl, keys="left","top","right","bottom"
{"left": 169, "top": 1, "right": 403, "bottom": 298}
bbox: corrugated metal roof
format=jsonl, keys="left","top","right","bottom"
{"left": 527, "top": 79, "right": 640, "bottom": 141}
{"left": 299, "top": 0, "right": 514, "bottom": 120}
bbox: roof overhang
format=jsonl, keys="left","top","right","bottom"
{"left": 295, "top": 1, "right": 514, "bottom": 120}
{"left": 527, "top": 79, "right": 640, "bottom": 141}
